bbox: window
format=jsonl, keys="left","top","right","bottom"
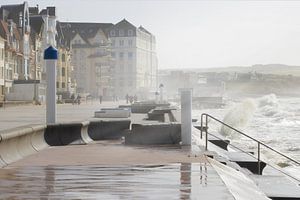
{"left": 128, "top": 39, "right": 133, "bottom": 46}
{"left": 128, "top": 29, "right": 133, "bottom": 36}
{"left": 119, "top": 52, "right": 124, "bottom": 59}
{"left": 119, "top": 40, "right": 124, "bottom": 46}
{"left": 128, "top": 52, "right": 133, "bottom": 59}
{"left": 119, "top": 29, "right": 124, "bottom": 36}
{"left": 62, "top": 67, "right": 66, "bottom": 76}
{"left": 62, "top": 54, "right": 65, "bottom": 62}
{"left": 110, "top": 30, "right": 115, "bottom": 36}
{"left": 62, "top": 82, "right": 66, "bottom": 88}
{"left": 56, "top": 82, "right": 59, "bottom": 88}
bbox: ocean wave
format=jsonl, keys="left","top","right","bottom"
{"left": 257, "top": 93, "right": 279, "bottom": 107}
{"left": 220, "top": 99, "right": 256, "bottom": 137}
{"left": 287, "top": 146, "right": 300, "bottom": 152}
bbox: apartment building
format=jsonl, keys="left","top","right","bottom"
{"left": 0, "top": 2, "right": 31, "bottom": 80}
{"left": 56, "top": 21, "right": 74, "bottom": 97}
{"left": 108, "top": 19, "right": 158, "bottom": 99}
{"left": 60, "top": 22, "right": 114, "bottom": 98}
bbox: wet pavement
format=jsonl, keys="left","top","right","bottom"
{"left": 0, "top": 163, "right": 234, "bottom": 199}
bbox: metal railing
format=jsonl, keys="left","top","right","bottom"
{"left": 200, "top": 113, "right": 300, "bottom": 182}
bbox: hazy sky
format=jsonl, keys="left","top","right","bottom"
{"left": 2, "top": 0, "right": 300, "bottom": 69}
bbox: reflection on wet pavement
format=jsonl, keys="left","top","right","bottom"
{"left": 0, "top": 163, "right": 234, "bottom": 199}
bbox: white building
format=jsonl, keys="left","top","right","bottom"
{"left": 60, "top": 19, "right": 158, "bottom": 100}
{"left": 108, "top": 19, "right": 158, "bottom": 100}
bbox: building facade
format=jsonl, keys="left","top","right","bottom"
{"left": 60, "top": 22, "right": 114, "bottom": 98}
{"left": 0, "top": 2, "right": 31, "bottom": 80}
{"left": 108, "top": 19, "right": 158, "bottom": 100}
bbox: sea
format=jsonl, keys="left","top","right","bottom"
{"left": 191, "top": 94, "right": 300, "bottom": 180}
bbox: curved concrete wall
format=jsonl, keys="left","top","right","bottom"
{"left": 88, "top": 120, "right": 131, "bottom": 140}
{"left": 125, "top": 123, "right": 181, "bottom": 145}
{"left": 0, "top": 124, "right": 47, "bottom": 167}
{"left": 45, "top": 121, "right": 93, "bottom": 146}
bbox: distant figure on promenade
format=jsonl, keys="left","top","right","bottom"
{"left": 99, "top": 95, "right": 103, "bottom": 104}
{"left": 134, "top": 95, "right": 138, "bottom": 102}
{"left": 126, "top": 94, "right": 129, "bottom": 104}
{"left": 71, "top": 94, "right": 75, "bottom": 105}
{"left": 76, "top": 95, "right": 81, "bottom": 105}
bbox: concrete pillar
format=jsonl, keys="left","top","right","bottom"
{"left": 44, "top": 46, "right": 58, "bottom": 124}
{"left": 180, "top": 88, "right": 192, "bottom": 146}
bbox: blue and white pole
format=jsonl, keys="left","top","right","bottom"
{"left": 44, "top": 46, "right": 58, "bottom": 124}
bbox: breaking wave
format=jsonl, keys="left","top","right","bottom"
{"left": 220, "top": 99, "right": 256, "bottom": 137}
{"left": 256, "top": 94, "right": 295, "bottom": 122}
{"left": 220, "top": 94, "right": 287, "bottom": 137}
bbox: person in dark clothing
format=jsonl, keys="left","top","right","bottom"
{"left": 71, "top": 94, "right": 75, "bottom": 105}
{"left": 99, "top": 95, "right": 103, "bottom": 104}
{"left": 76, "top": 95, "right": 81, "bottom": 105}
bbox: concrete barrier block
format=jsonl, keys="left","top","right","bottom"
{"left": 0, "top": 124, "right": 47, "bottom": 166}
{"left": 45, "top": 123, "right": 82, "bottom": 146}
{"left": 95, "top": 108, "right": 130, "bottom": 118}
{"left": 88, "top": 120, "right": 131, "bottom": 140}
{"left": 125, "top": 123, "right": 181, "bottom": 145}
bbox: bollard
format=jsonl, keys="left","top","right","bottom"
{"left": 44, "top": 46, "right": 58, "bottom": 124}
{"left": 180, "top": 88, "right": 192, "bottom": 146}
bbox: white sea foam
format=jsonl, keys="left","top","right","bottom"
{"left": 220, "top": 99, "right": 256, "bottom": 137}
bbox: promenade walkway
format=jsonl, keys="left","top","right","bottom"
{"left": 0, "top": 101, "right": 270, "bottom": 199}
{"left": 0, "top": 101, "right": 122, "bottom": 131}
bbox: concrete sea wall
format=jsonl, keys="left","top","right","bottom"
{"left": 0, "top": 124, "right": 48, "bottom": 167}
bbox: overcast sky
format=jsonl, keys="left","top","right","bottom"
{"left": 2, "top": 0, "right": 300, "bottom": 69}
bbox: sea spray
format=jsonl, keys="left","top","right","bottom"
{"left": 220, "top": 99, "right": 256, "bottom": 138}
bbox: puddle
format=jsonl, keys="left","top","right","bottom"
{"left": 0, "top": 163, "right": 234, "bottom": 199}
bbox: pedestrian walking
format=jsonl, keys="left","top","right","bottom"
{"left": 99, "top": 95, "right": 103, "bottom": 104}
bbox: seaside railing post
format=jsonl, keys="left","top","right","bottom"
{"left": 258, "top": 142, "right": 261, "bottom": 175}
{"left": 200, "top": 114, "right": 203, "bottom": 139}
{"left": 205, "top": 114, "right": 208, "bottom": 151}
